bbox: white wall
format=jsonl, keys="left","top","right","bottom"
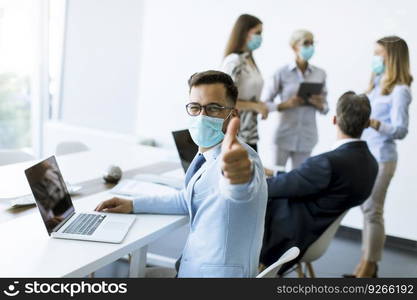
{"left": 60, "top": 0, "right": 143, "bottom": 134}
{"left": 136, "top": 0, "right": 417, "bottom": 240}
{"left": 43, "top": 121, "right": 138, "bottom": 156}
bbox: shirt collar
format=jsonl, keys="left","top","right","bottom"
{"left": 288, "top": 61, "right": 312, "bottom": 73}
{"left": 199, "top": 143, "right": 222, "bottom": 163}
{"left": 332, "top": 138, "right": 361, "bottom": 150}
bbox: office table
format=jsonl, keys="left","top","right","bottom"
{"left": 0, "top": 145, "right": 189, "bottom": 277}
{"left": 0, "top": 145, "right": 180, "bottom": 223}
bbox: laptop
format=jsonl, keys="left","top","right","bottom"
{"left": 171, "top": 129, "right": 198, "bottom": 172}
{"left": 25, "top": 156, "right": 135, "bottom": 243}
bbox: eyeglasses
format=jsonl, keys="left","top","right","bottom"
{"left": 185, "top": 102, "right": 234, "bottom": 117}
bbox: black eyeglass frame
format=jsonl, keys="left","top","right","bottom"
{"left": 185, "top": 102, "right": 235, "bottom": 117}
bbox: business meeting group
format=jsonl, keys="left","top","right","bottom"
{"left": 17, "top": 13, "right": 413, "bottom": 279}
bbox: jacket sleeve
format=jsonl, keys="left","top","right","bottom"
{"left": 267, "top": 155, "right": 331, "bottom": 199}
{"left": 133, "top": 189, "right": 188, "bottom": 215}
{"left": 219, "top": 147, "right": 267, "bottom": 204}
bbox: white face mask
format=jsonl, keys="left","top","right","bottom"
{"left": 372, "top": 55, "right": 385, "bottom": 75}
{"left": 247, "top": 34, "right": 262, "bottom": 51}
{"left": 188, "top": 112, "right": 232, "bottom": 148}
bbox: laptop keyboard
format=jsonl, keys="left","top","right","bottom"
{"left": 63, "top": 213, "right": 106, "bottom": 235}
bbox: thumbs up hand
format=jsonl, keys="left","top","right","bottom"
{"left": 221, "top": 117, "right": 252, "bottom": 184}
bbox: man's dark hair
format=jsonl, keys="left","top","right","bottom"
{"left": 336, "top": 91, "right": 371, "bottom": 138}
{"left": 188, "top": 70, "right": 238, "bottom": 105}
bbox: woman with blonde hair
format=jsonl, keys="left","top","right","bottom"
{"left": 221, "top": 14, "right": 268, "bottom": 152}
{"left": 352, "top": 36, "right": 413, "bottom": 277}
{"left": 261, "top": 29, "right": 328, "bottom": 170}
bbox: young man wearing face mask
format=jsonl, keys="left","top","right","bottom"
{"left": 261, "top": 29, "right": 328, "bottom": 170}
{"left": 95, "top": 70, "right": 268, "bottom": 278}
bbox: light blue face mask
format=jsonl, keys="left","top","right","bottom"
{"left": 188, "top": 114, "right": 231, "bottom": 148}
{"left": 247, "top": 34, "right": 262, "bottom": 51}
{"left": 372, "top": 55, "right": 385, "bottom": 75}
{"left": 300, "top": 45, "right": 315, "bottom": 61}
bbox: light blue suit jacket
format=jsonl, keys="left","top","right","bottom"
{"left": 133, "top": 142, "right": 268, "bottom": 277}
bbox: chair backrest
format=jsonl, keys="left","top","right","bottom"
{"left": 55, "top": 141, "right": 89, "bottom": 156}
{"left": 300, "top": 210, "right": 348, "bottom": 263}
{"left": 256, "top": 247, "right": 300, "bottom": 278}
{"left": 0, "top": 150, "right": 35, "bottom": 166}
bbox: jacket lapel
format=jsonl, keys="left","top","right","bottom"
{"left": 186, "top": 165, "right": 207, "bottom": 221}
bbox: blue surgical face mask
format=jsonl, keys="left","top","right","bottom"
{"left": 247, "top": 34, "right": 262, "bottom": 51}
{"left": 188, "top": 114, "right": 230, "bottom": 148}
{"left": 372, "top": 55, "right": 385, "bottom": 75}
{"left": 300, "top": 45, "right": 315, "bottom": 61}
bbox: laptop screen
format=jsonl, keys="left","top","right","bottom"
{"left": 25, "top": 156, "right": 74, "bottom": 235}
{"left": 172, "top": 129, "right": 198, "bottom": 172}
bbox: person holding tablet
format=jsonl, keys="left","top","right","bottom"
{"left": 261, "top": 29, "right": 328, "bottom": 169}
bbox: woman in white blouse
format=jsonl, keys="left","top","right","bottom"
{"left": 222, "top": 14, "right": 268, "bottom": 152}
{"left": 262, "top": 30, "right": 328, "bottom": 169}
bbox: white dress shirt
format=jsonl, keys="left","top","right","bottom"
{"left": 332, "top": 138, "right": 361, "bottom": 150}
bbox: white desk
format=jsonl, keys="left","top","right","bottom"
{"left": 0, "top": 146, "right": 188, "bottom": 277}
{"left": 0, "top": 191, "right": 188, "bottom": 277}
{"left": 0, "top": 144, "right": 179, "bottom": 198}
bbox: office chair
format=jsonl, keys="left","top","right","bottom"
{"left": 0, "top": 150, "right": 35, "bottom": 166}
{"left": 257, "top": 247, "right": 300, "bottom": 278}
{"left": 143, "top": 248, "right": 300, "bottom": 278}
{"left": 55, "top": 141, "right": 89, "bottom": 156}
{"left": 296, "top": 211, "right": 348, "bottom": 277}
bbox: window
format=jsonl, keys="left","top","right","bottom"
{"left": 0, "top": 0, "right": 38, "bottom": 150}
{"left": 0, "top": 0, "right": 66, "bottom": 156}
{"left": 48, "top": 0, "right": 66, "bottom": 120}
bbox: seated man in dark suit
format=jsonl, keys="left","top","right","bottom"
{"left": 260, "top": 91, "right": 379, "bottom": 275}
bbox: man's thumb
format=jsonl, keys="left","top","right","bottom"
{"left": 222, "top": 117, "right": 240, "bottom": 150}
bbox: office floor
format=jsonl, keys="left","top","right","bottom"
{"left": 93, "top": 233, "right": 417, "bottom": 278}
{"left": 284, "top": 235, "right": 417, "bottom": 278}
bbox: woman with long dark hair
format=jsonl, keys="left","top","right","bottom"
{"left": 221, "top": 14, "right": 268, "bottom": 152}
